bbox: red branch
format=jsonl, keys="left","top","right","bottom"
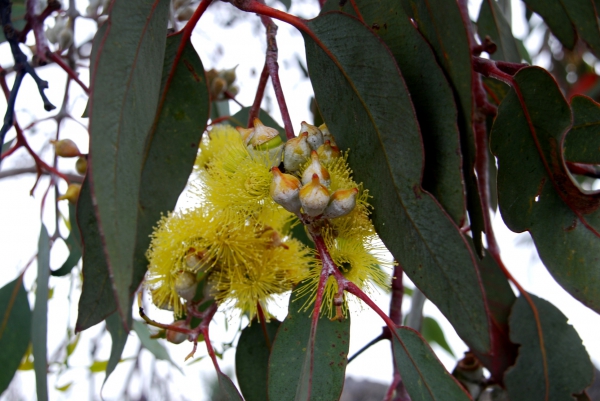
{"left": 256, "top": 1, "right": 295, "bottom": 139}
{"left": 46, "top": 52, "right": 90, "bottom": 94}
{"left": 18, "top": 0, "right": 61, "bottom": 43}
{"left": 248, "top": 63, "right": 270, "bottom": 127}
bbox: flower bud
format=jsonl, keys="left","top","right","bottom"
{"left": 227, "top": 84, "right": 239, "bottom": 97}
{"left": 58, "top": 28, "right": 73, "bottom": 50}
{"left": 302, "top": 151, "right": 330, "bottom": 187}
{"left": 249, "top": 118, "right": 279, "bottom": 147}
{"left": 270, "top": 167, "right": 301, "bottom": 213}
{"left": 283, "top": 132, "right": 310, "bottom": 172}
{"left": 51, "top": 139, "right": 81, "bottom": 158}
{"left": 299, "top": 174, "right": 330, "bottom": 217}
{"left": 185, "top": 248, "right": 207, "bottom": 272}
{"left": 176, "top": 6, "right": 194, "bottom": 21}
{"left": 322, "top": 188, "right": 358, "bottom": 219}
{"left": 316, "top": 140, "right": 341, "bottom": 164}
{"left": 75, "top": 156, "right": 87, "bottom": 175}
{"left": 210, "top": 77, "right": 226, "bottom": 99}
{"left": 58, "top": 183, "right": 81, "bottom": 203}
{"left": 221, "top": 66, "right": 237, "bottom": 86}
{"left": 166, "top": 320, "right": 189, "bottom": 344}
{"left": 318, "top": 124, "right": 337, "bottom": 147}
{"left": 236, "top": 126, "right": 255, "bottom": 146}
{"left": 206, "top": 68, "right": 219, "bottom": 83}
{"left": 174, "top": 271, "right": 197, "bottom": 301}
{"left": 300, "top": 121, "right": 323, "bottom": 150}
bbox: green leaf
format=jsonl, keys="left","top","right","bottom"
{"left": 87, "top": 0, "right": 170, "bottom": 326}
{"left": 0, "top": 275, "right": 31, "bottom": 395}
{"left": 215, "top": 371, "right": 244, "bottom": 401}
{"left": 104, "top": 313, "right": 129, "bottom": 384}
{"left": 33, "top": 225, "right": 50, "bottom": 401}
{"left": 235, "top": 319, "right": 280, "bottom": 401}
{"left": 392, "top": 327, "right": 471, "bottom": 400}
{"left": 1, "top": 138, "right": 15, "bottom": 153}
{"left": 0, "top": 1, "right": 26, "bottom": 43}
{"left": 89, "top": 360, "right": 109, "bottom": 373}
{"left": 564, "top": 95, "right": 600, "bottom": 164}
{"left": 268, "top": 282, "right": 349, "bottom": 401}
{"left": 421, "top": 317, "right": 454, "bottom": 357}
{"left": 348, "top": 0, "right": 466, "bottom": 225}
{"left": 505, "top": 294, "right": 594, "bottom": 400}
{"left": 405, "top": 0, "right": 485, "bottom": 254}
{"left": 226, "top": 106, "right": 286, "bottom": 142}
{"left": 75, "top": 177, "right": 117, "bottom": 332}
{"left": 521, "top": 0, "right": 576, "bottom": 49}
{"left": 132, "top": 320, "right": 182, "bottom": 373}
{"left": 52, "top": 203, "right": 82, "bottom": 277}
{"left": 490, "top": 67, "right": 600, "bottom": 313}
{"left": 130, "top": 30, "right": 211, "bottom": 296}
{"left": 477, "top": 0, "right": 521, "bottom": 63}
{"left": 303, "top": 12, "right": 491, "bottom": 354}
{"left": 559, "top": 0, "right": 600, "bottom": 59}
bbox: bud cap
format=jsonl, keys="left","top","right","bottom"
{"left": 299, "top": 174, "right": 330, "bottom": 217}
{"left": 300, "top": 121, "right": 324, "bottom": 150}
{"left": 322, "top": 188, "right": 359, "bottom": 219}
{"left": 270, "top": 167, "right": 302, "bottom": 213}
{"left": 283, "top": 132, "right": 311, "bottom": 172}
{"left": 302, "top": 151, "right": 330, "bottom": 187}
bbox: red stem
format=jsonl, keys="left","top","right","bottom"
{"left": 348, "top": 0, "right": 365, "bottom": 23}
{"left": 46, "top": 52, "right": 90, "bottom": 94}
{"left": 18, "top": 0, "right": 61, "bottom": 43}
{"left": 26, "top": 0, "right": 51, "bottom": 62}
{"left": 248, "top": 63, "right": 270, "bottom": 128}
{"left": 256, "top": 302, "right": 272, "bottom": 350}
{"left": 256, "top": 1, "right": 295, "bottom": 139}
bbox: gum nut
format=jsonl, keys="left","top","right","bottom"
{"left": 299, "top": 174, "right": 330, "bottom": 217}
{"left": 317, "top": 140, "right": 341, "bottom": 163}
{"left": 302, "top": 151, "right": 330, "bottom": 187}
{"left": 236, "top": 126, "right": 255, "bottom": 146}
{"left": 221, "top": 65, "right": 238, "bottom": 85}
{"left": 322, "top": 188, "right": 359, "bottom": 219}
{"left": 210, "top": 77, "right": 226, "bottom": 98}
{"left": 283, "top": 132, "right": 310, "bottom": 172}
{"left": 75, "top": 156, "right": 87, "bottom": 175}
{"left": 174, "top": 271, "right": 198, "bottom": 301}
{"left": 206, "top": 68, "right": 219, "bottom": 82}
{"left": 318, "top": 123, "right": 337, "bottom": 147}
{"left": 250, "top": 118, "right": 279, "bottom": 146}
{"left": 166, "top": 321, "right": 188, "bottom": 344}
{"left": 51, "top": 139, "right": 81, "bottom": 158}
{"left": 300, "top": 121, "right": 324, "bottom": 150}
{"left": 270, "top": 167, "right": 302, "bottom": 213}
{"left": 58, "top": 28, "right": 73, "bottom": 50}
{"left": 227, "top": 84, "right": 239, "bottom": 97}
{"left": 58, "top": 183, "right": 82, "bottom": 203}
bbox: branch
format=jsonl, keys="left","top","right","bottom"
{"left": 248, "top": 63, "right": 270, "bottom": 127}
{"left": 256, "top": 1, "right": 295, "bottom": 139}
{"left": 46, "top": 51, "right": 90, "bottom": 94}
{"left": 0, "top": 165, "right": 82, "bottom": 182}
{"left": 566, "top": 161, "right": 600, "bottom": 178}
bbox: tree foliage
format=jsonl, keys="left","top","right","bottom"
{"left": 1, "top": 0, "right": 599, "bottom": 400}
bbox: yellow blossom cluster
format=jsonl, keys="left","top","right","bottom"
{"left": 145, "top": 120, "right": 391, "bottom": 321}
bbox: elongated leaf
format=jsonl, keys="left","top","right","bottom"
{"left": 132, "top": 320, "right": 181, "bottom": 373}
{"left": 559, "top": 0, "right": 600, "bottom": 58}
{"left": 0, "top": 275, "right": 31, "bottom": 395}
{"left": 33, "top": 225, "right": 50, "bottom": 401}
{"left": 522, "top": 0, "right": 576, "bottom": 49}
{"left": 477, "top": 0, "right": 521, "bottom": 63}
{"left": 104, "top": 313, "right": 129, "bottom": 384}
{"left": 304, "top": 12, "right": 491, "bottom": 354}
{"left": 490, "top": 67, "right": 600, "bottom": 313}
{"left": 130, "top": 30, "right": 211, "bottom": 296}
{"left": 87, "top": 0, "right": 170, "bottom": 326}
{"left": 52, "top": 203, "right": 82, "bottom": 277}
{"left": 75, "top": 177, "right": 117, "bottom": 332}
{"left": 268, "top": 282, "right": 349, "bottom": 401}
{"left": 343, "top": 0, "right": 466, "bottom": 225}
{"left": 226, "top": 106, "right": 286, "bottom": 142}
{"left": 235, "top": 319, "right": 280, "bottom": 401}
{"left": 216, "top": 371, "right": 244, "bottom": 401}
{"left": 421, "top": 317, "right": 453, "bottom": 357}
{"left": 392, "top": 327, "right": 471, "bottom": 400}
{"left": 564, "top": 95, "right": 600, "bottom": 164}
{"left": 505, "top": 294, "right": 593, "bottom": 400}
{"left": 405, "top": 0, "right": 485, "bottom": 254}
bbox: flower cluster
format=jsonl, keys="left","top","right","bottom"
{"left": 145, "top": 119, "right": 391, "bottom": 323}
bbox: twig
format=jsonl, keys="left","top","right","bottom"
{"left": 248, "top": 63, "right": 270, "bottom": 127}
{"left": 347, "top": 333, "right": 385, "bottom": 363}
{"left": 256, "top": 302, "right": 272, "bottom": 351}
{"left": 17, "top": 0, "right": 61, "bottom": 42}
{"left": 256, "top": 1, "right": 295, "bottom": 139}
{"left": 46, "top": 51, "right": 90, "bottom": 94}
{"left": 388, "top": 265, "right": 411, "bottom": 401}
{"left": 566, "top": 161, "right": 600, "bottom": 178}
